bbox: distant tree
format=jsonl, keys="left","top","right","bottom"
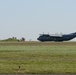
{"left": 2, "top": 37, "right": 19, "bottom": 42}
{"left": 20, "top": 37, "right": 25, "bottom": 41}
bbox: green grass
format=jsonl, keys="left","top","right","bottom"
{"left": 0, "top": 42, "right": 76, "bottom": 74}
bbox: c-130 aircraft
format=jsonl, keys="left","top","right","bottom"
{"left": 37, "top": 32, "right": 76, "bottom": 42}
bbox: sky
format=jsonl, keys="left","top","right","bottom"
{"left": 0, "top": 0, "right": 76, "bottom": 41}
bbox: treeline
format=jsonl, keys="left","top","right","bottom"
{"left": 1, "top": 37, "right": 25, "bottom": 42}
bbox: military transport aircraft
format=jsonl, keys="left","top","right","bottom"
{"left": 37, "top": 32, "right": 76, "bottom": 42}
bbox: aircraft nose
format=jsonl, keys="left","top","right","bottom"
{"left": 37, "top": 37, "right": 39, "bottom": 40}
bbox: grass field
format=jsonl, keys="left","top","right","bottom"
{"left": 0, "top": 42, "right": 76, "bottom": 74}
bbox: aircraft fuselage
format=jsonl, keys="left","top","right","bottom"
{"left": 37, "top": 32, "right": 76, "bottom": 42}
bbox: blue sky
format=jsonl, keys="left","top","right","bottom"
{"left": 0, "top": 0, "right": 76, "bottom": 41}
